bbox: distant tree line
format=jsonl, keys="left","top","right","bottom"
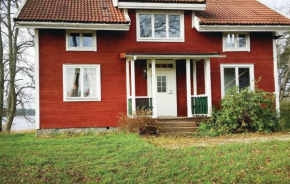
{"left": 2, "top": 108, "right": 35, "bottom": 117}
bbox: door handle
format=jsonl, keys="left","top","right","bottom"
{"left": 169, "top": 90, "right": 173, "bottom": 94}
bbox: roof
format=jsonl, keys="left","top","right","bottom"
{"left": 15, "top": 0, "right": 290, "bottom": 26}
{"left": 196, "top": 0, "right": 290, "bottom": 25}
{"left": 15, "top": 0, "right": 128, "bottom": 24}
{"left": 118, "top": 0, "right": 205, "bottom": 3}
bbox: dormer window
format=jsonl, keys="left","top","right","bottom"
{"left": 223, "top": 33, "right": 250, "bottom": 52}
{"left": 66, "top": 30, "right": 97, "bottom": 51}
{"left": 136, "top": 11, "right": 184, "bottom": 42}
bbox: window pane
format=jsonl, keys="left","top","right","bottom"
{"left": 157, "top": 76, "right": 161, "bottom": 82}
{"left": 83, "top": 33, "right": 93, "bottom": 47}
{"left": 67, "top": 68, "right": 81, "bottom": 97}
{"left": 226, "top": 34, "right": 235, "bottom": 48}
{"left": 238, "top": 34, "right": 247, "bottom": 48}
{"left": 224, "top": 68, "right": 236, "bottom": 93}
{"left": 154, "top": 14, "right": 166, "bottom": 38}
{"left": 83, "top": 68, "right": 97, "bottom": 98}
{"left": 69, "top": 33, "right": 80, "bottom": 47}
{"left": 140, "top": 14, "right": 152, "bottom": 38}
{"left": 157, "top": 76, "right": 166, "bottom": 93}
{"left": 169, "top": 15, "right": 180, "bottom": 38}
{"left": 238, "top": 68, "right": 250, "bottom": 90}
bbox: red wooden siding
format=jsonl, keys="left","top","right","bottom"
{"left": 39, "top": 10, "right": 275, "bottom": 129}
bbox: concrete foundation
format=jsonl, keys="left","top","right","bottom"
{"left": 36, "top": 127, "right": 117, "bottom": 137}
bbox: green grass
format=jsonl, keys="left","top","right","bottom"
{"left": 0, "top": 133, "right": 290, "bottom": 183}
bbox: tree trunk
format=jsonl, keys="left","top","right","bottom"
{"left": 0, "top": 3, "right": 4, "bottom": 132}
{"left": 5, "top": 0, "right": 18, "bottom": 132}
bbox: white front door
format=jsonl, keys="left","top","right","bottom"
{"left": 147, "top": 60, "right": 177, "bottom": 117}
{"left": 155, "top": 70, "right": 177, "bottom": 117}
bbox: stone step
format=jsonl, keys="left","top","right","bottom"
{"left": 157, "top": 117, "right": 207, "bottom": 123}
{"left": 158, "top": 122, "right": 197, "bottom": 127}
{"left": 158, "top": 127, "right": 198, "bottom": 133}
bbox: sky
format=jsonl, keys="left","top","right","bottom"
{"left": 259, "top": 0, "right": 289, "bottom": 15}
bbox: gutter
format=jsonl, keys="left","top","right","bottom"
{"left": 15, "top": 21, "right": 131, "bottom": 31}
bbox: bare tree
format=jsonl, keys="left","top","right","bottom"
{"left": 0, "top": 1, "right": 4, "bottom": 132}
{"left": 1, "top": 0, "right": 34, "bottom": 132}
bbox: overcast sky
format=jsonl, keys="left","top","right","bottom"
{"left": 259, "top": 0, "right": 289, "bottom": 16}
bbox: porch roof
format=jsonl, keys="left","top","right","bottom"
{"left": 120, "top": 52, "right": 226, "bottom": 60}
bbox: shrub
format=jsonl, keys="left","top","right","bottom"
{"left": 215, "top": 86, "right": 278, "bottom": 134}
{"left": 118, "top": 109, "right": 159, "bottom": 135}
{"left": 197, "top": 122, "right": 220, "bottom": 137}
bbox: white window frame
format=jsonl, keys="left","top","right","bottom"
{"left": 136, "top": 10, "right": 185, "bottom": 42}
{"left": 220, "top": 64, "right": 255, "bottom": 98}
{"left": 66, "top": 30, "right": 97, "bottom": 51}
{"left": 63, "top": 64, "right": 101, "bottom": 102}
{"left": 223, "top": 32, "right": 250, "bottom": 52}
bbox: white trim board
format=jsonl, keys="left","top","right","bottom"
{"left": 125, "top": 54, "right": 226, "bottom": 60}
{"left": 34, "top": 29, "right": 40, "bottom": 130}
{"left": 14, "top": 0, "right": 28, "bottom": 19}
{"left": 272, "top": 32, "right": 280, "bottom": 114}
{"left": 15, "top": 21, "right": 130, "bottom": 31}
{"left": 118, "top": 2, "right": 206, "bottom": 10}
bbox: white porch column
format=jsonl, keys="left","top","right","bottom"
{"left": 204, "top": 58, "right": 212, "bottom": 116}
{"left": 151, "top": 59, "right": 157, "bottom": 118}
{"left": 186, "top": 58, "right": 193, "bottom": 118}
{"left": 126, "top": 59, "right": 130, "bottom": 115}
{"left": 130, "top": 59, "right": 136, "bottom": 115}
{"left": 193, "top": 60, "right": 197, "bottom": 96}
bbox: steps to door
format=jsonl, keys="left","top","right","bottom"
{"left": 157, "top": 117, "right": 207, "bottom": 135}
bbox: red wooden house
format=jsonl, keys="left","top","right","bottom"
{"left": 14, "top": 0, "right": 290, "bottom": 133}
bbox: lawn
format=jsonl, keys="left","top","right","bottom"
{"left": 0, "top": 133, "right": 290, "bottom": 183}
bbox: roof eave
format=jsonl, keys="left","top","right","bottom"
{"left": 15, "top": 21, "right": 131, "bottom": 31}
{"left": 194, "top": 17, "right": 290, "bottom": 32}
{"left": 121, "top": 53, "right": 226, "bottom": 60}
{"left": 118, "top": 2, "right": 206, "bottom": 10}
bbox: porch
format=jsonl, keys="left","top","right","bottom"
{"left": 121, "top": 53, "right": 226, "bottom": 118}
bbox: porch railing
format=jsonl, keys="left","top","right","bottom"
{"left": 128, "top": 96, "right": 153, "bottom": 116}
{"left": 192, "top": 95, "right": 208, "bottom": 115}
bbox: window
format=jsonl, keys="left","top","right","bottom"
{"left": 137, "top": 11, "right": 184, "bottom": 42}
{"left": 157, "top": 76, "right": 167, "bottom": 93}
{"left": 220, "top": 64, "right": 254, "bottom": 97}
{"left": 66, "top": 31, "right": 97, "bottom": 51}
{"left": 223, "top": 33, "right": 250, "bottom": 52}
{"left": 63, "top": 64, "right": 101, "bottom": 101}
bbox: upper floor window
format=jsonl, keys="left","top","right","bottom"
{"left": 223, "top": 33, "right": 250, "bottom": 52}
{"left": 66, "top": 30, "right": 97, "bottom": 51}
{"left": 63, "top": 64, "right": 101, "bottom": 102}
{"left": 136, "top": 11, "right": 184, "bottom": 42}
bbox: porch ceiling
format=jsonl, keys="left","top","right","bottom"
{"left": 120, "top": 52, "right": 226, "bottom": 60}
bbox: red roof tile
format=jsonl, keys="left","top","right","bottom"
{"left": 196, "top": 0, "right": 290, "bottom": 25}
{"left": 119, "top": 0, "right": 205, "bottom": 3}
{"left": 16, "top": 0, "right": 128, "bottom": 23}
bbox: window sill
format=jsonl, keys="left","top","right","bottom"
{"left": 64, "top": 98, "right": 101, "bottom": 102}
{"left": 223, "top": 48, "right": 250, "bottom": 52}
{"left": 66, "top": 48, "right": 97, "bottom": 52}
{"left": 137, "top": 38, "right": 185, "bottom": 43}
